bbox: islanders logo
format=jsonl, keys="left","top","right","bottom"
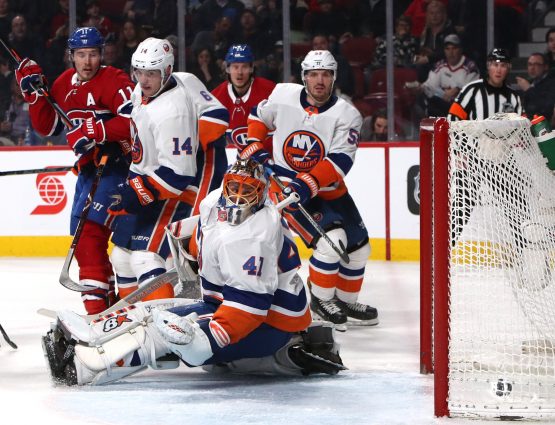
{"left": 131, "top": 121, "right": 143, "bottom": 164}
{"left": 282, "top": 130, "right": 324, "bottom": 172}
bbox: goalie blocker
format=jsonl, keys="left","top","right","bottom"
{"left": 41, "top": 299, "right": 346, "bottom": 386}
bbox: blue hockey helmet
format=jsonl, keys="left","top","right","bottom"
{"left": 225, "top": 44, "right": 254, "bottom": 64}
{"left": 67, "top": 27, "right": 105, "bottom": 51}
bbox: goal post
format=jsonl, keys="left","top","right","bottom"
{"left": 420, "top": 114, "right": 555, "bottom": 419}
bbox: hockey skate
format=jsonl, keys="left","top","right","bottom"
{"left": 310, "top": 293, "right": 347, "bottom": 332}
{"left": 336, "top": 300, "right": 379, "bottom": 326}
{"left": 41, "top": 328, "right": 78, "bottom": 386}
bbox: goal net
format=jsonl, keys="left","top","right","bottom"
{"left": 420, "top": 114, "right": 555, "bottom": 419}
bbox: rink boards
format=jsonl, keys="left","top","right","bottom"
{"left": 0, "top": 144, "right": 420, "bottom": 260}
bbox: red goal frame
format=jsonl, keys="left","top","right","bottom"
{"left": 419, "top": 117, "right": 450, "bottom": 417}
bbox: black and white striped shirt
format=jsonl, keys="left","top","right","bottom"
{"left": 447, "top": 79, "right": 523, "bottom": 121}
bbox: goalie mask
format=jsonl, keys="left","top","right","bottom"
{"left": 220, "top": 158, "right": 268, "bottom": 225}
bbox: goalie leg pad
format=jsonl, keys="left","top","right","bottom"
{"left": 153, "top": 309, "right": 213, "bottom": 366}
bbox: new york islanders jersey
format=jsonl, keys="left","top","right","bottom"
{"left": 195, "top": 190, "right": 311, "bottom": 346}
{"left": 29, "top": 66, "right": 134, "bottom": 143}
{"left": 129, "top": 72, "right": 229, "bottom": 201}
{"left": 247, "top": 83, "right": 362, "bottom": 199}
{"left": 211, "top": 77, "right": 275, "bottom": 149}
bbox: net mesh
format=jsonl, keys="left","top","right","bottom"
{"left": 447, "top": 113, "right": 555, "bottom": 418}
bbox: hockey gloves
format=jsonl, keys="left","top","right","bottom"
{"left": 67, "top": 118, "right": 106, "bottom": 155}
{"left": 240, "top": 140, "right": 273, "bottom": 169}
{"left": 108, "top": 175, "right": 159, "bottom": 215}
{"left": 280, "top": 173, "right": 319, "bottom": 212}
{"left": 15, "top": 58, "right": 47, "bottom": 104}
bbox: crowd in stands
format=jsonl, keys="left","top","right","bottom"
{"left": 0, "top": 0, "right": 548, "bottom": 145}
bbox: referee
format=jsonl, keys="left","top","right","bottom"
{"left": 448, "top": 48, "right": 523, "bottom": 120}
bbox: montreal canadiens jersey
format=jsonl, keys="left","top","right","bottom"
{"left": 129, "top": 72, "right": 228, "bottom": 199}
{"left": 248, "top": 83, "right": 362, "bottom": 198}
{"left": 29, "top": 66, "right": 134, "bottom": 142}
{"left": 195, "top": 189, "right": 311, "bottom": 345}
{"left": 211, "top": 77, "right": 275, "bottom": 149}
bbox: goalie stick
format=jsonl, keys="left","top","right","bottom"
{"left": 0, "top": 322, "right": 17, "bottom": 349}
{"left": 40, "top": 266, "right": 197, "bottom": 323}
{"left": 270, "top": 172, "right": 350, "bottom": 264}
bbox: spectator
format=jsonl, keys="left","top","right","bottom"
{"left": 515, "top": 52, "right": 555, "bottom": 124}
{"left": 193, "top": 0, "right": 244, "bottom": 34}
{"left": 43, "top": 23, "right": 69, "bottom": 82}
{"left": 545, "top": 27, "right": 555, "bottom": 75}
{"left": 123, "top": 0, "right": 153, "bottom": 27}
{"left": 8, "top": 15, "right": 43, "bottom": 66}
{"left": 414, "top": 0, "right": 456, "bottom": 81}
{"left": 355, "top": 0, "right": 387, "bottom": 38}
{"left": 372, "top": 15, "right": 419, "bottom": 69}
{"left": 404, "top": 0, "right": 448, "bottom": 37}
{"left": 48, "top": 0, "right": 70, "bottom": 41}
{"left": 414, "top": 34, "right": 479, "bottom": 117}
{"left": 360, "top": 108, "right": 392, "bottom": 141}
{"left": 0, "top": 76, "right": 29, "bottom": 145}
{"left": 190, "top": 47, "right": 224, "bottom": 91}
{"left": 82, "top": 0, "right": 115, "bottom": 39}
{"left": 0, "top": 56, "right": 12, "bottom": 117}
{"left": 234, "top": 9, "right": 273, "bottom": 68}
{"left": 151, "top": 0, "right": 177, "bottom": 38}
{"left": 311, "top": 33, "right": 354, "bottom": 97}
{"left": 102, "top": 41, "right": 123, "bottom": 69}
{"left": 190, "top": 15, "right": 233, "bottom": 66}
{"left": 0, "top": 0, "right": 13, "bottom": 43}
{"left": 116, "top": 20, "right": 145, "bottom": 74}
{"left": 257, "top": 39, "right": 285, "bottom": 83}
{"left": 303, "top": 0, "right": 350, "bottom": 41}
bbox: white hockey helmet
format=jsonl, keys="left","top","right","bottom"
{"left": 220, "top": 158, "right": 268, "bottom": 225}
{"left": 131, "top": 37, "right": 174, "bottom": 92}
{"left": 301, "top": 50, "right": 337, "bottom": 83}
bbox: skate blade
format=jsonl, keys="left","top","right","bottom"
{"left": 346, "top": 317, "right": 379, "bottom": 327}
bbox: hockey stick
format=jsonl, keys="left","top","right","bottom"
{"left": 59, "top": 154, "right": 109, "bottom": 292}
{"left": 0, "top": 166, "right": 73, "bottom": 177}
{"left": 40, "top": 267, "right": 192, "bottom": 323}
{"left": 270, "top": 172, "right": 350, "bottom": 264}
{"left": 0, "top": 322, "right": 17, "bottom": 349}
{"left": 0, "top": 38, "right": 73, "bottom": 129}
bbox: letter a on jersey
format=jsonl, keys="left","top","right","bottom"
{"left": 87, "top": 93, "right": 96, "bottom": 106}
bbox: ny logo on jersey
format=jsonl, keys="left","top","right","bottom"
{"left": 282, "top": 130, "right": 325, "bottom": 172}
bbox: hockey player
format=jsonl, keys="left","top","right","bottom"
{"left": 42, "top": 158, "right": 345, "bottom": 385}
{"left": 15, "top": 27, "right": 134, "bottom": 314}
{"left": 211, "top": 44, "right": 275, "bottom": 150}
{"left": 243, "top": 50, "right": 378, "bottom": 330}
{"left": 107, "top": 37, "right": 229, "bottom": 300}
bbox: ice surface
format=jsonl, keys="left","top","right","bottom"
{"left": 0, "top": 258, "right": 539, "bottom": 425}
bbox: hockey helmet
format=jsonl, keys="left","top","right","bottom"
{"left": 301, "top": 50, "right": 337, "bottom": 83}
{"left": 487, "top": 48, "right": 511, "bottom": 64}
{"left": 67, "top": 27, "right": 104, "bottom": 51}
{"left": 225, "top": 44, "right": 254, "bottom": 64}
{"left": 131, "top": 37, "right": 174, "bottom": 94}
{"left": 220, "top": 158, "right": 268, "bottom": 225}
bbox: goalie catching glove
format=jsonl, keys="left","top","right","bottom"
{"left": 108, "top": 175, "right": 159, "bottom": 215}
{"left": 15, "top": 58, "right": 47, "bottom": 104}
{"left": 66, "top": 118, "right": 107, "bottom": 155}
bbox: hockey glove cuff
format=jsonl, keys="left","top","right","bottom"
{"left": 239, "top": 140, "right": 273, "bottom": 168}
{"left": 280, "top": 173, "right": 319, "bottom": 212}
{"left": 108, "top": 175, "right": 159, "bottom": 215}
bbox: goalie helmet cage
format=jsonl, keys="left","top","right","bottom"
{"left": 420, "top": 114, "right": 555, "bottom": 419}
